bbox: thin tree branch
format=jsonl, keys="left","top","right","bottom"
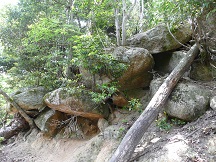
{"left": 167, "top": 23, "right": 191, "bottom": 49}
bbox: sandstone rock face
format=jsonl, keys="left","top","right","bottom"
{"left": 112, "top": 92, "right": 128, "bottom": 107}
{"left": 34, "top": 109, "right": 66, "bottom": 137}
{"left": 127, "top": 23, "right": 192, "bottom": 54}
{"left": 210, "top": 96, "right": 216, "bottom": 111}
{"left": 77, "top": 117, "right": 98, "bottom": 137}
{"left": 150, "top": 78, "right": 211, "bottom": 121}
{"left": 113, "top": 46, "right": 154, "bottom": 90}
{"left": 61, "top": 116, "right": 99, "bottom": 139}
{"left": 7, "top": 87, "right": 47, "bottom": 113}
{"left": 44, "top": 88, "right": 109, "bottom": 120}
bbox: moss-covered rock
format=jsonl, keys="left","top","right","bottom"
{"left": 6, "top": 87, "right": 47, "bottom": 113}
{"left": 190, "top": 61, "right": 216, "bottom": 81}
{"left": 127, "top": 23, "right": 192, "bottom": 54}
{"left": 44, "top": 88, "right": 109, "bottom": 120}
{"left": 150, "top": 78, "right": 211, "bottom": 121}
{"left": 113, "top": 46, "right": 154, "bottom": 90}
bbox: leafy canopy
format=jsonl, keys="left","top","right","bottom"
{"left": 0, "top": 0, "right": 215, "bottom": 104}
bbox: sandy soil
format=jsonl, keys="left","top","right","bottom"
{"left": 0, "top": 110, "right": 215, "bottom": 162}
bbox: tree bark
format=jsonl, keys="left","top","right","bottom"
{"left": 114, "top": 0, "right": 121, "bottom": 46}
{"left": 121, "top": 0, "right": 137, "bottom": 46}
{"left": 121, "top": 0, "right": 127, "bottom": 46}
{"left": 138, "top": 0, "right": 144, "bottom": 33}
{"left": 109, "top": 44, "right": 199, "bottom": 162}
{"left": 0, "top": 89, "right": 37, "bottom": 129}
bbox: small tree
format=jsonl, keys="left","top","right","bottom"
{"left": 114, "top": 0, "right": 137, "bottom": 46}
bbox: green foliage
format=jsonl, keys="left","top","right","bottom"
{"left": 156, "top": 112, "right": 186, "bottom": 131}
{"left": 156, "top": 116, "right": 172, "bottom": 131}
{"left": 121, "top": 119, "right": 128, "bottom": 124}
{"left": 63, "top": 76, "right": 118, "bottom": 105}
{"left": 0, "top": 0, "right": 215, "bottom": 106}
{"left": 139, "top": 0, "right": 216, "bottom": 31}
{"left": 0, "top": 109, "right": 6, "bottom": 127}
{"left": 16, "top": 17, "right": 80, "bottom": 89}
{"left": 73, "top": 31, "right": 126, "bottom": 78}
{"left": 0, "top": 74, "right": 15, "bottom": 124}
{"left": 0, "top": 137, "right": 4, "bottom": 143}
{"left": 118, "top": 127, "right": 126, "bottom": 139}
{"left": 89, "top": 82, "right": 118, "bottom": 104}
{"left": 0, "top": 0, "right": 46, "bottom": 53}
{"left": 0, "top": 0, "right": 123, "bottom": 92}
{"left": 127, "top": 98, "right": 142, "bottom": 112}
{"left": 62, "top": 77, "right": 85, "bottom": 95}
{"left": 72, "top": 0, "right": 115, "bottom": 33}
{"left": 0, "top": 56, "right": 15, "bottom": 72}
{"left": 171, "top": 118, "right": 186, "bottom": 126}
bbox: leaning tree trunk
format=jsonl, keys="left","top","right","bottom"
{"left": 109, "top": 44, "right": 199, "bottom": 162}
{"left": 0, "top": 89, "right": 37, "bottom": 130}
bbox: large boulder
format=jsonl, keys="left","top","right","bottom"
{"left": 34, "top": 109, "right": 66, "bottom": 137}
{"left": 6, "top": 87, "right": 47, "bottom": 113}
{"left": 153, "top": 51, "right": 187, "bottom": 74}
{"left": 150, "top": 78, "right": 211, "bottom": 121}
{"left": 44, "top": 88, "right": 109, "bottom": 120}
{"left": 190, "top": 61, "right": 216, "bottom": 81}
{"left": 127, "top": 23, "right": 192, "bottom": 54}
{"left": 113, "top": 46, "right": 154, "bottom": 90}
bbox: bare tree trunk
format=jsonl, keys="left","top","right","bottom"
{"left": 121, "top": 0, "right": 137, "bottom": 46}
{"left": 121, "top": 0, "right": 127, "bottom": 46}
{"left": 138, "top": 0, "right": 144, "bottom": 32}
{"left": 109, "top": 44, "right": 199, "bottom": 162}
{"left": 66, "top": 0, "right": 75, "bottom": 24}
{"left": 114, "top": 0, "right": 121, "bottom": 46}
{"left": 0, "top": 89, "right": 37, "bottom": 130}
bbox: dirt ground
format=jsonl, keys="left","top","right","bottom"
{"left": 134, "top": 109, "right": 216, "bottom": 162}
{"left": 0, "top": 109, "right": 215, "bottom": 162}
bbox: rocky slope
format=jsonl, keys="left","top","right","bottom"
{"left": 0, "top": 108, "right": 215, "bottom": 162}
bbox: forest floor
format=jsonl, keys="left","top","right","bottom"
{"left": 0, "top": 108, "right": 215, "bottom": 162}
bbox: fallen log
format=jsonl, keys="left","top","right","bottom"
{"left": 109, "top": 44, "right": 199, "bottom": 162}
{"left": 0, "top": 114, "right": 29, "bottom": 139}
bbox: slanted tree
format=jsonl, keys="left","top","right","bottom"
{"left": 109, "top": 44, "right": 199, "bottom": 162}
{"left": 0, "top": 88, "right": 39, "bottom": 138}
{"left": 109, "top": 1, "right": 216, "bottom": 161}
